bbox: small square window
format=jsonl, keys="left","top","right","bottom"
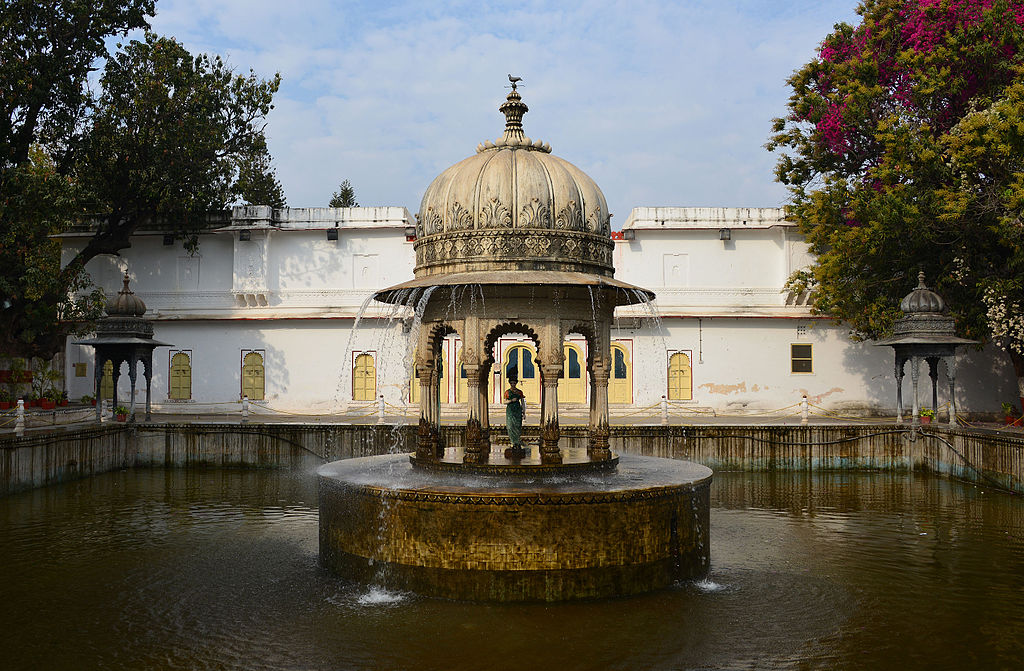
{"left": 74, "top": 362, "right": 88, "bottom": 377}
{"left": 796, "top": 324, "right": 808, "bottom": 338}
{"left": 791, "top": 344, "right": 813, "bottom": 373}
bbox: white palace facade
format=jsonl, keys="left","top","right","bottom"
{"left": 58, "top": 204, "right": 1016, "bottom": 419}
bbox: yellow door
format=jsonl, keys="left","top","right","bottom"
{"left": 456, "top": 362, "right": 469, "bottom": 404}
{"left": 169, "top": 352, "right": 192, "bottom": 400}
{"left": 609, "top": 344, "right": 632, "bottom": 404}
{"left": 503, "top": 343, "right": 539, "bottom": 406}
{"left": 241, "top": 352, "right": 265, "bottom": 400}
{"left": 353, "top": 353, "right": 376, "bottom": 401}
{"left": 100, "top": 360, "right": 114, "bottom": 400}
{"left": 667, "top": 352, "right": 692, "bottom": 400}
{"left": 559, "top": 343, "right": 586, "bottom": 404}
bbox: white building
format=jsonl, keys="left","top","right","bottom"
{"left": 59, "top": 204, "right": 1016, "bottom": 418}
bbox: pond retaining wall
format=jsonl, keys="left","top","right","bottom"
{"left": 2, "top": 422, "right": 1022, "bottom": 496}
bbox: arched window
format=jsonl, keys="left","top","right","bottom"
{"left": 667, "top": 352, "right": 692, "bottom": 401}
{"left": 504, "top": 343, "right": 539, "bottom": 406}
{"left": 609, "top": 344, "right": 632, "bottom": 404}
{"left": 100, "top": 360, "right": 114, "bottom": 401}
{"left": 352, "top": 353, "right": 376, "bottom": 401}
{"left": 241, "top": 351, "right": 265, "bottom": 400}
{"left": 169, "top": 352, "right": 192, "bottom": 400}
{"left": 559, "top": 343, "right": 586, "bottom": 404}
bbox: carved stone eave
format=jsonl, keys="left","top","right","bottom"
{"left": 373, "top": 269, "right": 654, "bottom": 307}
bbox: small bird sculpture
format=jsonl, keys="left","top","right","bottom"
{"left": 508, "top": 74, "right": 522, "bottom": 89}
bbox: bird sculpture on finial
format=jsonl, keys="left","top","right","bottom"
{"left": 508, "top": 74, "right": 522, "bottom": 90}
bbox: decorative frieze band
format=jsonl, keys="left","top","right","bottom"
{"left": 414, "top": 229, "right": 614, "bottom": 273}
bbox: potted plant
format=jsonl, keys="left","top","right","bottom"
{"left": 39, "top": 388, "right": 58, "bottom": 410}
{"left": 81, "top": 393, "right": 96, "bottom": 406}
{"left": 4, "top": 357, "right": 28, "bottom": 406}
{"left": 113, "top": 405, "right": 129, "bottom": 422}
{"left": 58, "top": 390, "right": 68, "bottom": 407}
{"left": 920, "top": 407, "right": 934, "bottom": 424}
{"left": 35, "top": 360, "right": 61, "bottom": 410}
{"left": 0, "top": 389, "right": 11, "bottom": 410}
{"left": 1002, "top": 402, "right": 1022, "bottom": 427}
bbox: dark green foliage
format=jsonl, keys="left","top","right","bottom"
{"left": 329, "top": 179, "right": 358, "bottom": 207}
{"left": 1, "top": 1, "right": 282, "bottom": 360}
{"left": 0, "top": 0, "right": 152, "bottom": 359}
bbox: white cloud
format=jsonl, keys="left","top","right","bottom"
{"left": 145, "top": 0, "right": 860, "bottom": 220}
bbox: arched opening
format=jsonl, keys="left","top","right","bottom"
{"left": 241, "top": 351, "right": 265, "bottom": 400}
{"left": 352, "top": 353, "right": 376, "bottom": 401}
{"left": 559, "top": 342, "right": 586, "bottom": 404}
{"left": 503, "top": 342, "right": 540, "bottom": 406}
{"left": 169, "top": 352, "right": 191, "bottom": 400}
{"left": 667, "top": 352, "right": 692, "bottom": 401}
{"left": 609, "top": 343, "right": 632, "bottom": 404}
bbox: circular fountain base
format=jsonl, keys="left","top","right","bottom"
{"left": 318, "top": 452, "right": 712, "bottom": 601}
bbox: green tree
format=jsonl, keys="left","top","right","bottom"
{"left": 767, "top": 0, "right": 1024, "bottom": 407}
{"left": 0, "top": 0, "right": 153, "bottom": 359}
{"left": 74, "top": 32, "right": 282, "bottom": 262}
{"left": 233, "top": 148, "right": 286, "bottom": 208}
{"left": 329, "top": 179, "right": 358, "bottom": 207}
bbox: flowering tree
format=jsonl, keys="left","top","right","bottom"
{"left": 768, "top": 0, "right": 1024, "bottom": 409}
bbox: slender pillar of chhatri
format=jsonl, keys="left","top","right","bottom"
{"left": 319, "top": 79, "right": 712, "bottom": 601}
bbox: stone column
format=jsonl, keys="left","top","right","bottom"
{"left": 927, "top": 357, "right": 939, "bottom": 415}
{"left": 479, "top": 361, "right": 492, "bottom": 451}
{"left": 127, "top": 353, "right": 139, "bottom": 423}
{"left": 536, "top": 319, "right": 563, "bottom": 463}
{"left": 463, "top": 363, "right": 487, "bottom": 463}
{"left": 588, "top": 323, "right": 612, "bottom": 460}
{"left": 910, "top": 355, "right": 922, "bottom": 425}
{"left": 93, "top": 354, "right": 105, "bottom": 422}
{"left": 589, "top": 363, "right": 611, "bottom": 460}
{"left": 111, "top": 357, "right": 121, "bottom": 416}
{"left": 945, "top": 355, "right": 958, "bottom": 426}
{"left": 540, "top": 363, "right": 562, "bottom": 463}
{"left": 461, "top": 318, "right": 487, "bottom": 463}
{"left": 894, "top": 356, "right": 905, "bottom": 424}
{"left": 429, "top": 362, "right": 443, "bottom": 456}
{"left": 416, "top": 358, "right": 436, "bottom": 459}
{"left": 143, "top": 354, "right": 153, "bottom": 422}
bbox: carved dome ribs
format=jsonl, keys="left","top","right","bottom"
{"left": 413, "top": 88, "right": 613, "bottom": 278}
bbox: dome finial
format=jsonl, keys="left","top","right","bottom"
{"left": 500, "top": 78, "right": 528, "bottom": 141}
{"left": 917, "top": 270, "right": 927, "bottom": 289}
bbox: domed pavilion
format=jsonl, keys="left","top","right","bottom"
{"left": 375, "top": 82, "right": 653, "bottom": 465}
{"left": 76, "top": 273, "right": 171, "bottom": 422}
{"left": 875, "top": 272, "right": 977, "bottom": 425}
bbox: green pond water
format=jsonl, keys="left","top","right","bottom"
{"left": 1, "top": 465, "right": 1022, "bottom": 670}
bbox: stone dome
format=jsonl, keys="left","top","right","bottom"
{"left": 107, "top": 273, "right": 147, "bottom": 316}
{"left": 413, "top": 87, "right": 614, "bottom": 278}
{"left": 900, "top": 272, "right": 947, "bottom": 314}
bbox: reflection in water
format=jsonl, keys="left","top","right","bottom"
{"left": 0, "top": 468, "right": 1022, "bottom": 670}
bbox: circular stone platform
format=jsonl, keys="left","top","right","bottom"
{"left": 409, "top": 445, "right": 619, "bottom": 476}
{"left": 318, "top": 453, "right": 712, "bottom": 601}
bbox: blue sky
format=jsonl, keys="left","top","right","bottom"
{"left": 137, "top": 0, "right": 860, "bottom": 224}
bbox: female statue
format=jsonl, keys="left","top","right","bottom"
{"left": 504, "top": 367, "right": 526, "bottom": 458}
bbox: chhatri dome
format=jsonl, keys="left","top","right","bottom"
{"left": 412, "top": 82, "right": 615, "bottom": 279}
